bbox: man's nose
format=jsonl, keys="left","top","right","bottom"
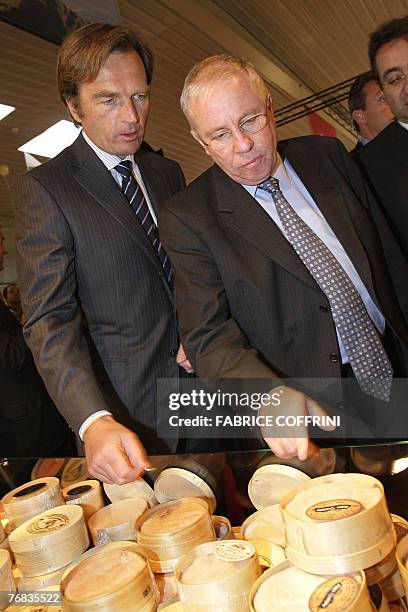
{"left": 122, "top": 99, "right": 140, "bottom": 123}
{"left": 232, "top": 130, "right": 253, "bottom": 152}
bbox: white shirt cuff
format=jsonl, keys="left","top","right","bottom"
{"left": 79, "top": 411, "right": 113, "bottom": 441}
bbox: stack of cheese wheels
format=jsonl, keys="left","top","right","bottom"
{"left": 280, "top": 473, "right": 395, "bottom": 574}
{"left": 61, "top": 459, "right": 90, "bottom": 489}
{"left": 136, "top": 497, "right": 216, "bottom": 573}
{"left": 154, "top": 466, "right": 217, "bottom": 513}
{"left": 61, "top": 547, "right": 158, "bottom": 611}
{"left": 256, "top": 448, "right": 337, "bottom": 478}
{"left": 62, "top": 480, "right": 104, "bottom": 521}
{"left": 2, "top": 478, "right": 64, "bottom": 530}
{"left": 88, "top": 498, "right": 148, "bottom": 545}
{"left": 241, "top": 504, "right": 286, "bottom": 547}
{"left": 249, "top": 560, "right": 372, "bottom": 611}
{"left": 104, "top": 478, "right": 158, "bottom": 508}
{"left": 248, "top": 464, "right": 311, "bottom": 509}
{"left": 8, "top": 504, "right": 89, "bottom": 577}
{"left": 0, "top": 549, "right": 15, "bottom": 594}
{"left": 175, "top": 540, "right": 261, "bottom": 611}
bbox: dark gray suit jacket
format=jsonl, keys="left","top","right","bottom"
{"left": 159, "top": 136, "right": 408, "bottom": 406}
{"left": 14, "top": 133, "right": 185, "bottom": 453}
{"left": 357, "top": 121, "right": 408, "bottom": 261}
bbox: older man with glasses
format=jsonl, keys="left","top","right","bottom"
{"left": 159, "top": 54, "right": 408, "bottom": 461}
{"left": 357, "top": 16, "right": 408, "bottom": 261}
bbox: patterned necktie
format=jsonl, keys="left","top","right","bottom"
{"left": 115, "top": 160, "right": 173, "bottom": 285}
{"left": 258, "top": 177, "right": 393, "bottom": 401}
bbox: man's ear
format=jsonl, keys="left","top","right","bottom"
{"left": 66, "top": 98, "right": 82, "bottom": 125}
{"left": 352, "top": 109, "right": 367, "bottom": 127}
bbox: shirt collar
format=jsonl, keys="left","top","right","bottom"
{"left": 398, "top": 120, "right": 408, "bottom": 131}
{"left": 82, "top": 130, "right": 134, "bottom": 171}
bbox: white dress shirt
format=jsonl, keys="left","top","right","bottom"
{"left": 242, "top": 157, "right": 385, "bottom": 364}
{"left": 79, "top": 131, "right": 157, "bottom": 440}
{"left": 398, "top": 120, "right": 408, "bottom": 131}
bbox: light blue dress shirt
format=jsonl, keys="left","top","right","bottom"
{"left": 243, "top": 158, "right": 385, "bottom": 364}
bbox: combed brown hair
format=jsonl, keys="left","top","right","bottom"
{"left": 348, "top": 72, "right": 374, "bottom": 133}
{"left": 369, "top": 16, "right": 408, "bottom": 81}
{"left": 57, "top": 23, "right": 153, "bottom": 116}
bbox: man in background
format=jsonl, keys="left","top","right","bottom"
{"left": 0, "top": 226, "right": 75, "bottom": 456}
{"left": 357, "top": 16, "right": 408, "bottom": 259}
{"left": 3, "top": 284, "right": 22, "bottom": 321}
{"left": 14, "top": 24, "right": 191, "bottom": 483}
{"left": 348, "top": 72, "right": 394, "bottom": 156}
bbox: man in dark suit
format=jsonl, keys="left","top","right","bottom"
{"left": 347, "top": 72, "right": 393, "bottom": 156}
{"left": 159, "top": 54, "right": 408, "bottom": 460}
{"left": 0, "top": 226, "right": 75, "bottom": 456}
{"left": 357, "top": 16, "right": 408, "bottom": 260}
{"left": 14, "top": 24, "right": 191, "bottom": 483}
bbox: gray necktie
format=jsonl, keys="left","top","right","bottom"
{"left": 258, "top": 177, "right": 393, "bottom": 401}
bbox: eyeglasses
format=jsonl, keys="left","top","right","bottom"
{"left": 202, "top": 99, "right": 271, "bottom": 150}
{"left": 382, "top": 72, "right": 408, "bottom": 88}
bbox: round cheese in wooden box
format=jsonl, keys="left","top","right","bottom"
{"left": 249, "top": 559, "right": 372, "bottom": 611}
{"left": 61, "top": 548, "right": 159, "bottom": 611}
{"left": 88, "top": 497, "right": 148, "bottom": 545}
{"left": 104, "top": 478, "right": 158, "bottom": 508}
{"left": 281, "top": 473, "right": 395, "bottom": 574}
{"left": 61, "top": 540, "right": 150, "bottom": 582}
{"left": 60, "top": 459, "right": 90, "bottom": 489}
{"left": 256, "top": 448, "right": 337, "bottom": 478}
{"left": 154, "top": 467, "right": 217, "bottom": 513}
{"left": 18, "top": 564, "right": 68, "bottom": 592}
{"left": 241, "top": 505, "right": 285, "bottom": 547}
{"left": 8, "top": 504, "right": 89, "bottom": 577}
{"left": 62, "top": 480, "right": 104, "bottom": 521}
{"left": 136, "top": 497, "right": 216, "bottom": 573}
{"left": 2, "top": 478, "right": 64, "bottom": 530}
{"left": 249, "top": 464, "right": 311, "bottom": 509}
{"left": 175, "top": 540, "right": 261, "bottom": 611}
{"left": 31, "top": 458, "right": 67, "bottom": 480}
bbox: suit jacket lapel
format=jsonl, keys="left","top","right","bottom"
{"left": 214, "top": 165, "right": 318, "bottom": 289}
{"left": 68, "top": 134, "right": 174, "bottom": 302}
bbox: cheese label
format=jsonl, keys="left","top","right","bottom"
{"left": 306, "top": 499, "right": 362, "bottom": 521}
{"left": 309, "top": 576, "right": 359, "bottom": 611}
{"left": 67, "top": 485, "right": 92, "bottom": 497}
{"left": 27, "top": 513, "right": 69, "bottom": 534}
{"left": 14, "top": 482, "right": 47, "bottom": 497}
{"left": 215, "top": 540, "right": 254, "bottom": 562}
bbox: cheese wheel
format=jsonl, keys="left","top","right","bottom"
{"left": 88, "top": 498, "right": 148, "bottom": 545}
{"left": 2, "top": 478, "right": 64, "bottom": 529}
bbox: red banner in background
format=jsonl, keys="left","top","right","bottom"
{"left": 308, "top": 112, "right": 337, "bottom": 137}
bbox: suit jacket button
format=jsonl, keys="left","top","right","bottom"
{"left": 319, "top": 305, "right": 329, "bottom": 312}
{"left": 158, "top": 271, "right": 164, "bottom": 277}
{"left": 329, "top": 353, "right": 339, "bottom": 363}
{"left": 169, "top": 348, "right": 177, "bottom": 356}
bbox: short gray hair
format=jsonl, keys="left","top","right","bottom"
{"left": 180, "top": 54, "right": 269, "bottom": 124}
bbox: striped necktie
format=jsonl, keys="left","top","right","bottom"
{"left": 258, "top": 177, "right": 393, "bottom": 401}
{"left": 115, "top": 160, "right": 173, "bottom": 285}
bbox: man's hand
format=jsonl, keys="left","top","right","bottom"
{"left": 176, "top": 344, "right": 194, "bottom": 373}
{"left": 83, "top": 415, "right": 150, "bottom": 484}
{"left": 261, "top": 386, "right": 336, "bottom": 461}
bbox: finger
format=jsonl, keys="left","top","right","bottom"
{"left": 122, "top": 433, "right": 150, "bottom": 473}
{"left": 306, "top": 398, "right": 337, "bottom": 431}
{"left": 295, "top": 436, "right": 310, "bottom": 461}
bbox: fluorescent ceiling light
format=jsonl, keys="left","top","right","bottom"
{"left": 18, "top": 120, "right": 81, "bottom": 158}
{"left": 0, "top": 104, "right": 15, "bottom": 121}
